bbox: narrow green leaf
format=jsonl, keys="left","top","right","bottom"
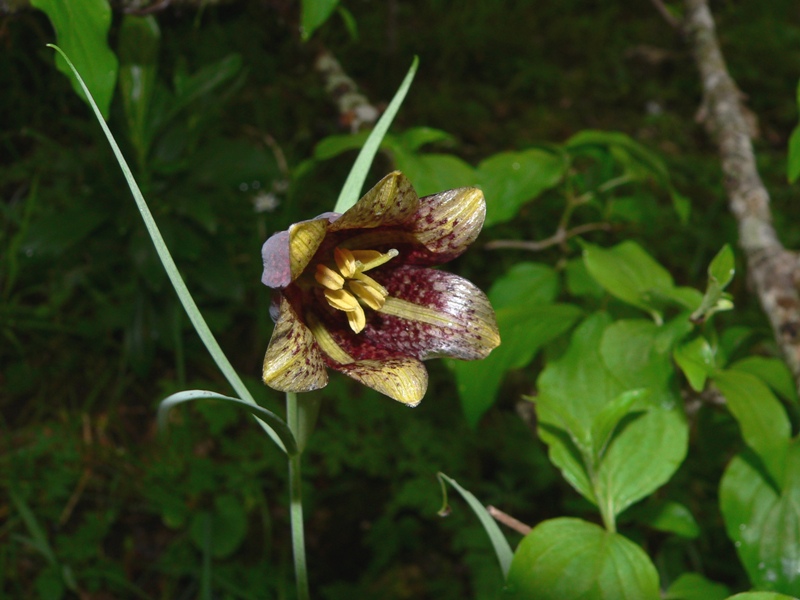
{"left": 674, "top": 336, "right": 716, "bottom": 392}
{"left": 300, "top": 0, "right": 340, "bottom": 40}
{"left": 33, "top": 0, "right": 118, "bottom": 118}
{"left": 158, "top": 390, "right": 297, "bottom": 456}
{"left": 664, "top": 572, "right": 729, "bottom": 600}
{"left": 720, "top": 444, "right": 800, "bottom": 595}
{"left": 713, "top": 369, "right": 790, "bottom": 486}
{"left": 730, "top": 356, "right": 799, "bottom": 404}
{"left": 333, "top": 57, "right": 419, "bottom": 213}
{"left": 9, "top": 489, "right": 58, "bottom": 567}
{"left": 437, "top": 473, "right": 513, "bottom": 579}
{"left": 506, "top": 518, "right": 660, "bottom": 599}
{"left": 48, "top": 45, "right": 290, "bottom": 453}
{"left": 476, "top": 148, "right": 565, "bottom": 227}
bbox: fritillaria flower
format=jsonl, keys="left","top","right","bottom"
{"left": 260, "top": 171, "right": 500, "bottom": 406}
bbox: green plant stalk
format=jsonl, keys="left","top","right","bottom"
{"left": 286, "top": 391, "right": 310, "bottom": 600}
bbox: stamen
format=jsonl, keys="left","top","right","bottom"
{"left": 334, "top": 247, "right": 357, "bottom": 279}
{"left": 315, "top": 264, "right": 345, "bottom": 290}
{"left": 346, "top": 304, "right": 367, "bottom": 333}
{"left": 348, "top": 280, "right": 386, "bottom": 311}
{"left": 353, "top": 272, "right": 389, "bottom": 297}
{"left": 324, "top": 288, "right": 360, "bottom": 311}
{"left": 314, "top": 245, "right": 399, "bottom": 334}
{"left": 356, "top": 248, "right": 399, "bottom": 272}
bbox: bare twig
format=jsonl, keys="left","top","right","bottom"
{"left": 682, "top": 0, "right": 800, "bottom": 389}
{"left": 314, "top": 50, "right": 380, "bottom": 133}
{"left": 485, "top": 222, "right": 613, "bottom": 252}
{"left": 487, "top": 505, "right": 533, "bottom": 536}
{"left": 650, "top": 0, "right": 681, "bottom": 29}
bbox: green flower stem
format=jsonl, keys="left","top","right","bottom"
{"left": 286, "top": 391, "right": 310, "bottom": 600}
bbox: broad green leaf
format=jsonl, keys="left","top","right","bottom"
{"left": 477, "top": 148, "right": 565, "bottom": 227}
{"left": 452, "top": 263, "right": 578, "bottom": 425}
{"left": 536, "top": 315, "right": 688, "bottom": 516}
{"left": 437, "top": 473, "right": 513, "bottom": 579}
{"left": 505, "top": 518, "right": 660, "bottom": 599}
{"left": 33, "top": 0, "right": 118, "bottom": 119}
{"left": 394, "top": 126, "right": 456, "bottom": 152}
{"left": 727, "top": 593, "right": 800, "bottom": 600}
{"left": 674, "top": 336, "right": 716, "bottom": 392}
{"left": 489, "top": 262, "right": 560, "bottom": 309}
{"left": 789, "top": 125, "right": 800, "bottom": 184}
{"left": 709, "top": 244, "right": 735, "bottom": 288}
{"left": 168, "top": 54, "right": 243, "bottom": 120}
{"left": 566, "top": 130, "right": 670, "bottom": 183}
{"left": 391, "top": 152, "right": 476, "bottom": 197}
{"left": 453, "top": 303, "right": 581, "bottom": 427}
{"left": 190, "top": 494, "right": 247, "bottom": 558}
{"left": 633, "top": 500, "right": 701, "bottom": 539}
{"left": 565, "top": 257, "right": 605, "bottom": 298}
{"left": 691, "top": 245, "right": 736, "bottom": 323}
{"left": 583, "top": 240, "right": 698, "bottom": 321}
{"left": 334, "top": 56, "right": 418, "bottom": 213}
{"left": 713, "top": 370, "right": 790, "bottom": 486}
{"left": 720, "top": 444, "right": 800, "bottom": 595}
{"left": 590, "top": 389, "right": 647, "bottom": 462}
{"left": 664, "top": 572, "right": 729, "bottom": 600}
{"left": 21, "top": 206, "right": 106, "bottom": 258}
{"left": 314, "top": 131, "right": 371, "bottom": 160}
{"left": 300, "top": 0, "right": 339, "bottom": 40}
{"left": 730, "top": 356, "right": 799, "bottom": 404}
{"left": 118, "top": 15, "right": 160, "bottom": 167}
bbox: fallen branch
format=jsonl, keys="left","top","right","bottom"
{"left": 682, "top": 0, "right": 800, "bottom": 388}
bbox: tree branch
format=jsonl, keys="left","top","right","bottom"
{"left": 683, "top": 0, "right": 800, "bottom": 388}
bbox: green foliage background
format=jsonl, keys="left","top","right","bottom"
{"left": 3, "top": 0, "right": 800, "bottom": 598}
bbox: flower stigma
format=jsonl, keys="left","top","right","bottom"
{"left": 313, "top": 246, "right": 399, "bottom": 334}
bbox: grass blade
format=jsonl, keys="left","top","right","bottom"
{"left": 333, "top": 56, "right": 419, "bottom": 213}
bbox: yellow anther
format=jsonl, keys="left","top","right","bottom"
{"left": 316, "top": 264, "right": 345, "bottom": 290}
{"left": 353, "top": 272, "right": 388, "bottom": 297}
{"left": 334, "top": 247, "right": 357, "bottom": 279}
{"left": 348, "top": 280, "right": 386, "bottom": 311}
{"left": 324, "top": 288, "right": 360, "bottom": 311}
{"left": 346, "top": 304, "right": 367, "bottom": 333}
{"left": 315, "top": 246, "right": 399, "bottom": 334}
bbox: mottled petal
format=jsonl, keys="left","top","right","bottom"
{"left": 328, "top": 171, "right": 419, "bottom": 232}
{"left": 263, "top": 296, "right": 328, "bottom": 392}
{"left": 336, "top": 357, "right": 428, "bottom": 406}
{"left": 404, "top": 187, "right": 486, "bottom": 264}
{"left": 367, "top": 266, "right": 500, "bottom": 360}
{"left": 261, "top": 218, "right": 328, "bottom": 289}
